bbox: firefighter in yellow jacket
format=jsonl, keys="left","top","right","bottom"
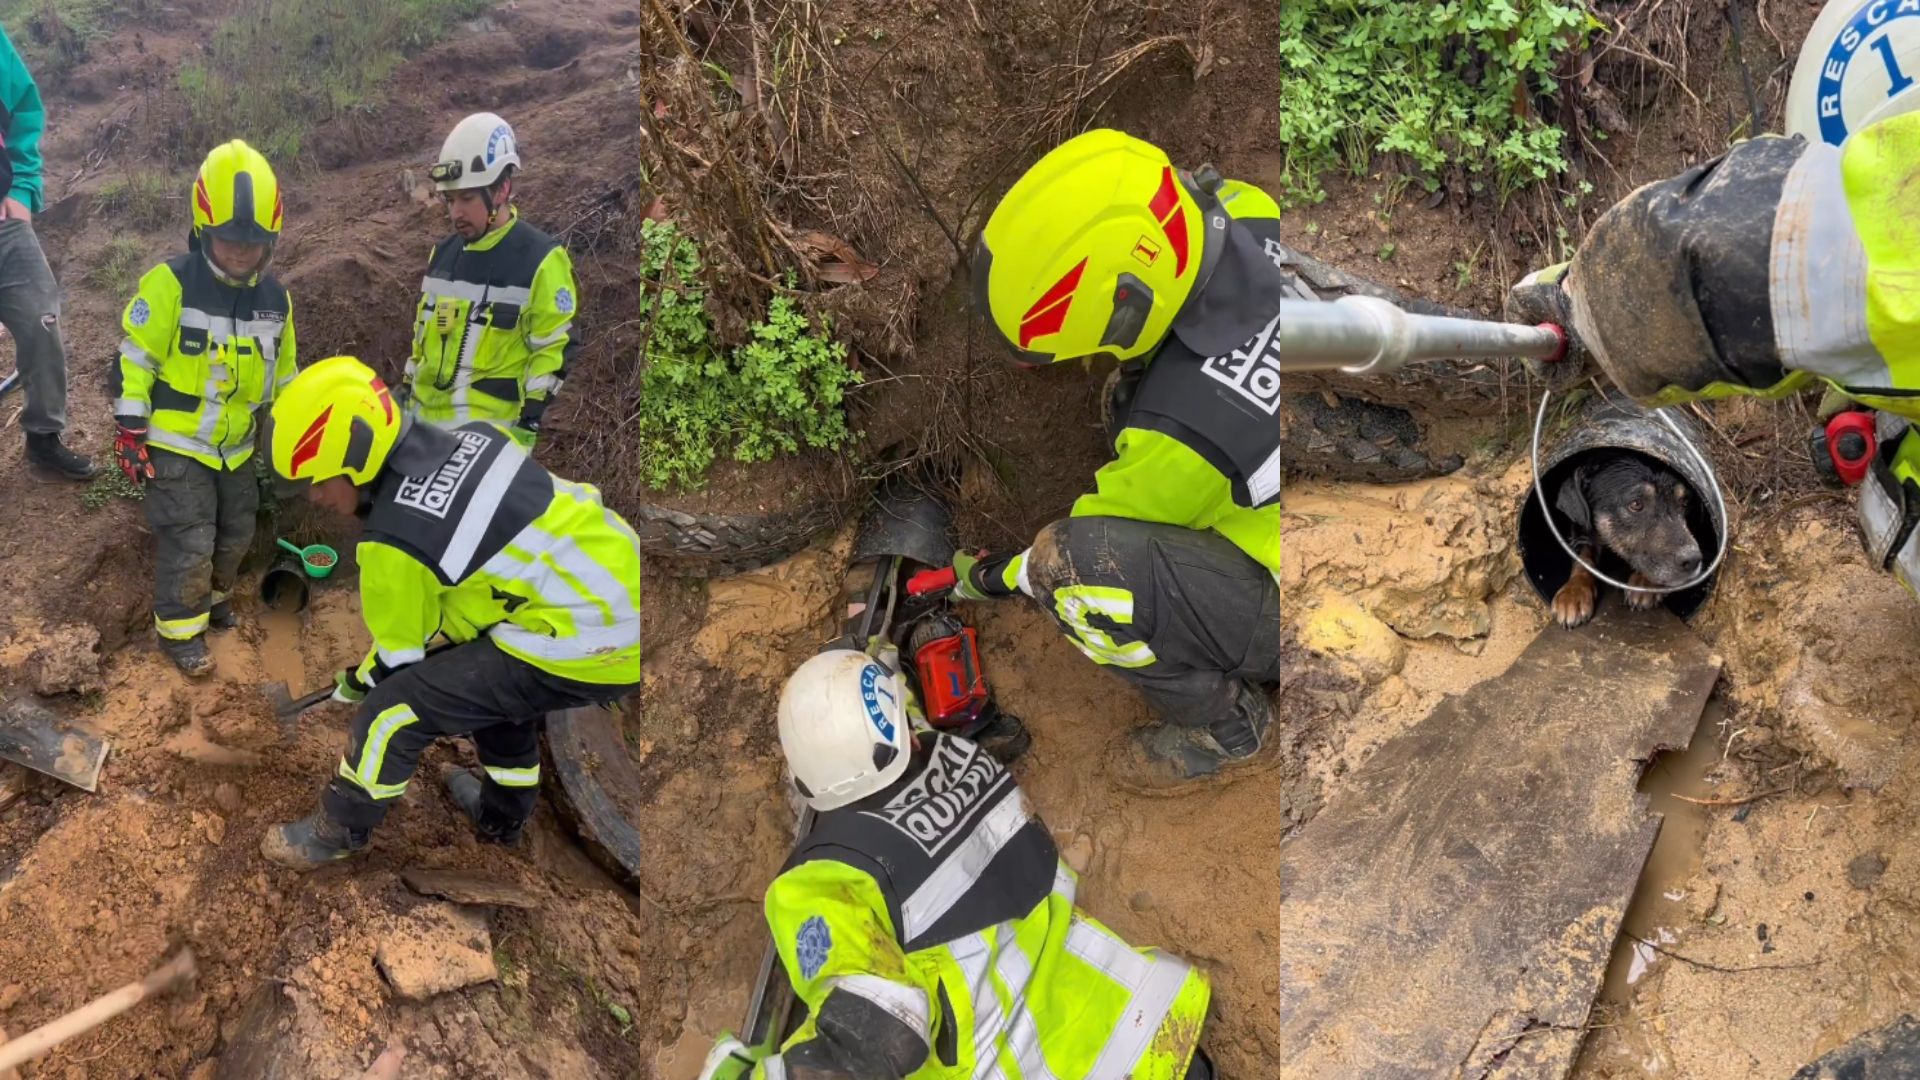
{"left": 109, "top": 140, "right": 296, "bottom": 676}
{"left": 256, "top": 356, "right": 640, "bottom": 870}
{"left": 404, "top": 111, "right": 578, "bottom": 446}
{"left": 699, "top": 647, "right": 1217, "bottom": 1080}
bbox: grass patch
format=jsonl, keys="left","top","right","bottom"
{"left": 93, "top": 170, "right": 178, "bottom": 232}
{"left": 1277, "top": 1, "right": 1600, "bottom": 205}
{"left": 637, "top": 219, "right": 862, "bottom": 491}
{"left": 81, "top": 460, "right": 143, "bottom": 510}
{"left": 176, "top": 0, "right": 497, "bottom": 162}
{"left": 85, "top": 235, "right": 145, "bottom": 298}
{"left": 0, "top": 0, "right": 114, "bottom": 83}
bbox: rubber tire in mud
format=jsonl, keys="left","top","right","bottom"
{"left": 632, "top": 481, "right": 873, "bottom": 578}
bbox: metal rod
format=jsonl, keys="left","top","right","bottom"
{"left": 1278, "top": 295, "right": 1565, "bottom": 374}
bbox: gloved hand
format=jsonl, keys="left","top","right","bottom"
{"left": 951, "top": 550, "right": 994, "bottom": 601}
{"left": 114, "top": 423, "right": 153, "bottom": 486}
{"left": 696, "top": 1034, "right": 761, "bottom": 1080}
{"left": 331, "top": 668, "right": 369, "bottom": 705}
{"left": 1503, "top": 261, "right": 1594, "bottom": 393}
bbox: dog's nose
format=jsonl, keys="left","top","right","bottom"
{"left": 1677, "top": 552, "right": 1702, "bottom": 576}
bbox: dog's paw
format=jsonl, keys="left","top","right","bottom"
{"left": 1553, "top": 577, "right": 1597, "bottom": 627}
{"left": 1626, "top": 571, "right": 1662, "bottom": 611}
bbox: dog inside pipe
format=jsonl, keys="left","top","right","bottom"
{"left": 1517, "top": 390, "right": 1728, "bottom": 624}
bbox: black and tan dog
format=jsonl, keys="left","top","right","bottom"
{"left": 1550, "top": 456, "right": 1704, "bottom": 627}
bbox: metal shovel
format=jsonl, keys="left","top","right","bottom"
{"left": 0, "top": 695, "right": 109, "bottom": 792}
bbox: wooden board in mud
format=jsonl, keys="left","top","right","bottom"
{"left": 543, "top": 706, "right": 644, "bottom": 889}
{"left": 1280, "top": 606, "right": 1722, "bottom": 1079}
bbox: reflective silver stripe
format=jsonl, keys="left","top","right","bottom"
{"left": 439, "top": 440, "right": 529, "bottom": 579}
{"left": 177, "top": 307, "right": 287, "bottom": 351}
{"left": 1250, "top": 445, "right": 1280, "bottom": 506}
{"left": 826, "top": 974, "right": 932, "bottom": 1041}
{"left": 948, "top": 929, "right": 1008, "bottom": 1071}
{"left": 901, "top": 790, "right": 1031, "bottom": 941}
{"left": 483, "top": 764, "right": 540, "bottom": 787}
{"left": 525, "top": 373, "right": 562, "bottom": 394}
{"left": 114, "top": 398, "right": 151, "bottom": 418}
{"left": 993, "top": 934, "right": 1058, "bottom": 1080}
{"left": 419, "top": 275, "right": 532, "bottom": 306}
{"left": 1065, "top": 917, "right": 1194, "bottom": 1077}
{"left": 120, "top": 338, "right": 156, "bottom": 371}
{"left": 377, "top": 645, "right": 426, "bottom": 668}
{"left": 147, "top": 428, "right": 217, "bottom": 457}
{"left": 195, "top": 361, "right": 227, "bottom": 444}
{"left": 527, "top": 323, "right": 572, "bottom": 348}
{"left": 492, "top": 619, "right": 635, "bottom": 662}
{"left": 761, "top": 1058, "right": 788, "bottom": 1080}
{"left": 1772, "top": 147, "right": 1884, "bottom": 387}
{"left": 1861, "top": 469, "right": 1906, "bottom": 566}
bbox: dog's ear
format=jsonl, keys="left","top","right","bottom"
{"left": 1555, "top": 466, "right": 1593, "bottom": 530}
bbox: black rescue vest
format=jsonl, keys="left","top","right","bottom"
{"left": 362, "top": 421, "right": 555, "bottom": 588}
{"left": 787, "top": 732, "right": 1059, "bottom": 952}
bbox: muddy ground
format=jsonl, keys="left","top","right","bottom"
{"left": 1284, "top": 2, "right": 1920, "bottom": 1076}
{"left": 0, "top": 1, "right": 665, "bottom": 1076}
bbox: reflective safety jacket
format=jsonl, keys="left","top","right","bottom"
{"left": 751, "top": 732, "right": 1209, "bottom": 1078}
{"left": 111, "top": 251, "right": 296, "bottom": 469}
{"left": 403, "top": 210, "right": 578, "bottom": 440}
{"left": 354, "top": 421, "right": 640, "bottom": 688}
{"left": 973, "top": 176, "right": 1283, "bottom": 601}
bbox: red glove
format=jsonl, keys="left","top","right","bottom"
{"left": 114, "top": 424, "right": 153, "bottom": 485}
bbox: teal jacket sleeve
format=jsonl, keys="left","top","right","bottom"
{"left": 0, "top": 26, "right": 45, "bottom": 210}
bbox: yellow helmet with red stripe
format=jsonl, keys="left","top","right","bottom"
{"left": 270, "top": 356, "right": 403, "bottom": 486}
{"left": 971, "top": 129, "right": 1214, "bottom": 365}
{"left": 192, "top": 139, "right": 283, "bottom": 248}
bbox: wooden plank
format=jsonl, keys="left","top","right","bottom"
{"left": 1281, "top": 606, "right": 1722, "bottom": 1080}
{"left": 543, "top": 705, "right": 643, "bottom": 889}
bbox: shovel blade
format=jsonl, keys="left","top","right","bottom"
{"left": 0, "top": 697, "right": 108, "bottom": 792}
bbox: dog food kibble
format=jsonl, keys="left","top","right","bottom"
{"left": 308, "top": 553, "right": 334, "bottom": 567}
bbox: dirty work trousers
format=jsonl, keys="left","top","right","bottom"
{"left": 322, "top": 639, "right": 640, "bottom": 834}
{"left": 1025, "top": 516, "right": 1279, "bottom": 731}
{"left": 145, "top": 448, "right": 258, "bottom": 641}
{"left": 0, "top": 219, "right": 69, "bottom": 436}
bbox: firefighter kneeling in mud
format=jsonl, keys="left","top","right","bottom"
{"left": 699, "top": 646, "right": 1216, "bottom": 1080}
{"left": 1505, "top": 107, "right": 1920, "bottom": 602}
{"left": 254, "top": 356, "right": 641, "bottom": 870}
{"left": 953, "top": 129, "right": 1280, "bottom": 780}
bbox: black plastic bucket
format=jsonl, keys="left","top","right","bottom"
{"left": 1515, "top": 390, "right": 1728, "bottom": 620}
{"left": 260, "top": 555, "right": 310, "bottom": 613}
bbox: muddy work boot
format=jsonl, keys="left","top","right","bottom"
{"left": 260, "top": 812, "right": 369, "bottom": 871}
{"left": 209, "top": 598, "right": 237, "bottom": 632}
{"left": 25, "top": 432, "right": 95, "bottom": 481}
{"left": 440, "top": 765, "right": 527, "bottom": 846}
{"left": 1130, "top": 683, "right": 1273, "bottom": 782}
{"left": 159, "top": 634, "right": 214, "bottom": 678}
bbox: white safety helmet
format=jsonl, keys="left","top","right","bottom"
{"left": 1786, "top": 0, "right": 1920, "bottom": 147}
{"left": 776, "top": 648, "right": 913, "bottom": 812}
{"left": 430, "top": 112, "right": 521, "bottom": 192}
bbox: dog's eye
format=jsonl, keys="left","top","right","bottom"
{"left": 1629, "top": 499, "right": 1644, "bottom": 513}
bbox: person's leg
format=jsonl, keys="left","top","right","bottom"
{"left": 143, "top": 452, "right": 219, "bottom": 676}
{"left": 446, "top": 657, "right": 639, "bottom": 844}
{"left": 1024, "top": 515, "right": 1279, "bottom": 773}
{"left": 208, "top": 459, "right": 260, "bottom": 629}
{"left": 0, "top": 219, "right": 90, "bottom": 478}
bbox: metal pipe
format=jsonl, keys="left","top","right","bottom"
{"left": 1279, "top": 295, "right": 1565, "bottom": 374}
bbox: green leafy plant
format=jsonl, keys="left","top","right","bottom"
{"left": 1277, "top": 1, "right": 1599, "bottom": 204}
{"left": 81, "top": 460, "right": 143, "bottom": 510}
{"left": 636, "top": 219, "right": 863, "bottom": 491}
{"left": 177, "top": 0, "right": 496, "bottom": 162}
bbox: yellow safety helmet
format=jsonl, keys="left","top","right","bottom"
{"left": 193, "top": 140, "right": 283, "bottom": 248}
{"left": 971, "top": 129, "right": 1224, "bottom": 365}
{"left": 270, "top": 356, "right": 403, "bottom": 486}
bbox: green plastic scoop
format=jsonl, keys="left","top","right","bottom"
{"left": 276, "top": 538, "right": 340, "bottom": 579}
